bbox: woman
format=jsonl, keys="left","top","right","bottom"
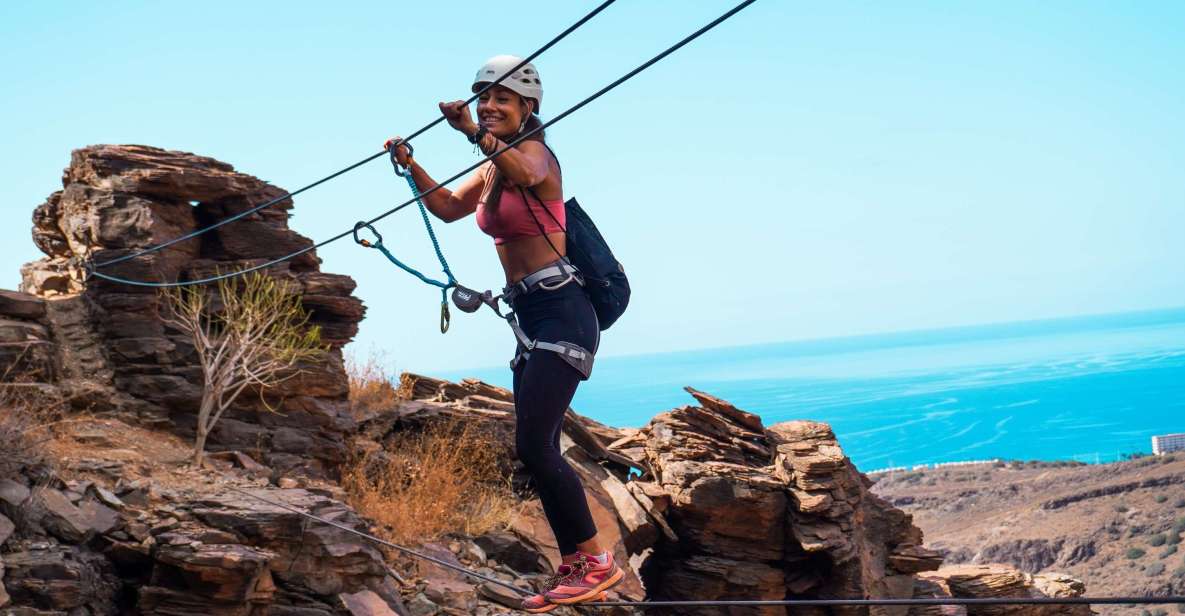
{"left": 386, "top": 55, "right": 623, "bottom": 612}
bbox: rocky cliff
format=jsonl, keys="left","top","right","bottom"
{"left": 19, "top": 145, "right": 365, "bottom": 477}
{"left": 0, "top": 145, "right": 1093, "bottom": 615}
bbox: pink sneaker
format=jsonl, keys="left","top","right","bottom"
{"left": 544, "top": 552, "right": 623, "bottom": 605}
{"left": 522, "top": 564, "right": 608, "bottom": 613}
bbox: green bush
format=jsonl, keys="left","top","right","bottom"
{"left": 1175, "top": 517, "right": 1185, "bottom": 532}
{"left": 1156, "top": 495, "right": 1169, "bottom": 503}
{"left": 1168, "top": 532, "right": 1182, "bottom": 545}
{"left": 1142, "top": 609, "right": 1152, "bottom": 616}
{"left": 1175, "top": 498, "right": 1185, "bottom": 508}
{"left": 1153, "top": 609, "right": 1169, "bottom": 616}
{"left": 1115, "top": 504, "right": 1130, "bottom": 513}
{"left": 1177, "top": 603, "right": 1185, "bottom": 614}
{"left": 1126, "top": 547, "right": 1146, "bottom": 559}
{"left": 1160, "top": 545, "right": 1177, "bottom": 558}
{"left": 1146, "top": 562, "right": 1165, "bottom": 576}
{"left": 1150, "top": 533, "right": 1168, "bottom": 546}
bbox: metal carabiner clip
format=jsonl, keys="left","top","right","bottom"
{"left": 352, "top": 221, "right": 382, "bottom": 248}
{"left": 388, "top": 139, "right": 415, "bottom": 178}
{"left": 439, "top": 300, "right": 451, "bottom": 334}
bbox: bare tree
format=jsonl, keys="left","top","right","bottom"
{"left": 161, "top": 271, "right": 326, "bottom": 465}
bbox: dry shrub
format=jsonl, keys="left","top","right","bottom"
{"left": 0, "top": 384, "right": 68, "bottom": 480}
{"left": 345, "top": 350, "right": 403, "bottom": 417}
{"left": 343, "top": 419, "right": 521, "bottom": 544}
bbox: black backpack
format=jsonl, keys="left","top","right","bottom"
{"left": 519, "top": 149, "right": 629, "bottom": 330}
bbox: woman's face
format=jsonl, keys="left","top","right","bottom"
{"left": 477, "top": 85, "right": 531, "bottom": 138}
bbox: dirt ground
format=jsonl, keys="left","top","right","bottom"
{"left": 872, "top": 456, "right": 1185, "bottom": 615}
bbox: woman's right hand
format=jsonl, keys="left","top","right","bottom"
{"left": 383, "top": 136, "right": 412, "bottom": 167}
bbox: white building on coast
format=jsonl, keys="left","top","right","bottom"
{"left": 1152, "top": 433, "right": 1185, "bottom": 456}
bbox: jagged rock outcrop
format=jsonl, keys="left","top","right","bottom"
{"left": 0, "top": 290, "right": 54, "bottom": 383}
{"left": 391, "top": 376, "right": 1091, "bottom": 616}
{"left": 0, "top": 462, "right": 404, "bottom": 616}
{"left": 16, "top": 144, "right": 366, "bottom": 476}
{"left": 915, "top": 565, "right": 1091, "bottom": 616}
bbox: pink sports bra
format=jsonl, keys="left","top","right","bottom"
{"left": 476, "top": 185, "right": 566, "bottom": 245}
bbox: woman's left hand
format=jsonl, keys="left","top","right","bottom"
{"left": 439, "top": 100, "right": 478, "bottom": 137}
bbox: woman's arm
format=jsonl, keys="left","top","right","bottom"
{"left": 475, "top": 135, "right": 552, "bottom": 188}
{"left": 388, "top": 139, "right": 485, "bottom": 223}
{"left": 406, "top": 159, "right": 486, "bottom": 223}
{"left": 439, "top": 100, "right": 554, "bottom": 189}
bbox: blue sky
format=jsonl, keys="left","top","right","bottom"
{"left": 1, "top": 2, "right": 1182, "bottom": 373}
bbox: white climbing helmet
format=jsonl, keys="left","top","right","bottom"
{"left": 472, "top": 55, "right": 543, "bottom": 112}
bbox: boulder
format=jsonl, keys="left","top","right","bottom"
{"left": 0, "top": 478, "right": 31, "bottom": 519}
{"left": 29, "top": 488, "right": 100, "bottom": 544}
{"left": 187, "top": 488, "right": 387, "bottom": 596}
{"left": 0, "top": 512, "right": 15, "bottom": 547}
{"left": 1, "top": 544, "right": 119, "bottom": 612}
{"left": 339, "top": 589, "right": 401, "bottom": 616}
{"left": 0, "top": 290, "right": 47, "bottom": 321}
{"left": 920, "top": 565, "right": 1091, "bottom": 616}
{"left": 18, "top": 145, "right": 367, "bottom": 475}
{"left": 635, "top": 389, "right": 948, "bottom": 612}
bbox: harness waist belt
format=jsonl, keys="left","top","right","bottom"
{"left": 503, "top": 260, "right": 581, "bottom": 303}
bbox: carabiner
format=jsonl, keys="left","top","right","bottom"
{"left": 440, "top": 300, "right": 451, "bottom": 334}
{"left": 388, "top": 139, "right": 415, "bottom": 178}
{"left": 352, "top": 221, "right": 382, "bottom": 248}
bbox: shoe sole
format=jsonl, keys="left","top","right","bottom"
{"left": 547, "top": 567, "right": 624, "bottom": 605}
{"left": 524, "top": 590, "right": 608, "bottom": 613}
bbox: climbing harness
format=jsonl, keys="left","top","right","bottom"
{"left": 353, "top": 141, "right": 457, "bottom": 333}
{"left": 501, "top": 261, "right": 596, "bottom": 379}
{"left": 447, "top": 260, "right": 596, "bottom": 378}
{"left": 84, "top": 0, "right": 756, "bottom": 289}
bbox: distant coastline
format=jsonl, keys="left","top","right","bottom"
{"left": 446, "top": 306, "right": 1185, "bottom": 470}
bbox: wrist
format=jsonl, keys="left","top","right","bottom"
{"left": 467, "top": 124, "right": 488, "bottom": 144}
{"left": 478, "top": 133, "right": 497, "bottom": 155}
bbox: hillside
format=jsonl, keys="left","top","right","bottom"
{"left": 871, "top": 457, "right": 1185, "bottom": 615}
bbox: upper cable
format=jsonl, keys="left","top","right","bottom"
{"left": 89, "top": 0, "right": 617, "bottom": 270}
{"left": 89, "top": 0, "right": 759, "bottom": 288}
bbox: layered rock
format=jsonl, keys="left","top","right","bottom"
{"left": 0, "top": 465, "right": 403, "bottom": 616}
{"left": 17, "top": 145, "right": 366, "bottom": 475}
{"left": 610, "top": 387, "right": 945, "bottom": 615}
{"left": 913, "top": 565, "right": 1091, "bottom": 616}
{"left": 0, "top": 290, "right": 54, "bottom": 383}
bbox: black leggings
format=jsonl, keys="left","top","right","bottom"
{"left": 510, "top": 280, "right": 600, "bottom": 555}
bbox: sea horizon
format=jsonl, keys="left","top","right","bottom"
{"left": 443, "top": 305, "right": 1185, "bottom": 471}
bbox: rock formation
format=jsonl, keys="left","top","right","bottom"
{"left": 19, "top": 144, "right": 365, "bottom": 476}
{"left": 0, "top": 451, "right": 404, "bottom": 616}
{"left": 1, "top": 146, "right": 1092, "bottom": 615}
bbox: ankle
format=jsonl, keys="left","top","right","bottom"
{"left": 580, "top": 550, "right": 611, "bottom": 566}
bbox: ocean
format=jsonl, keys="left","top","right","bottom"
{"left": 446, "top": 308, "right": 1185, "bottom": 470}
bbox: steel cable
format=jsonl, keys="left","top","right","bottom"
{"left": 89, "top": 0, "right": 617, "bottom": 270}
{"left": 89, "top": 0, "right": 758, "bottom": 288}
{"left": 222, "top": 482, "right": 1185, "bottom": 610}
